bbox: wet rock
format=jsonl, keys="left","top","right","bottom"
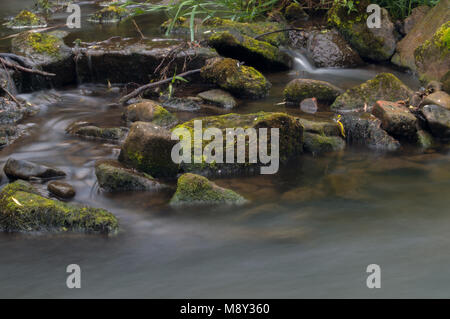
{"left": 296, "top": 118, "right": 342, "bottom": 137}
{"left": 284, "top": 2, "right": 309, "bottom": 22}
{"left": 207, "top": 30, "right": 292, "bottom": 71}
{"left": 123, "top": 100, "right": 177, "bottom": 127}
{"left": 284, "top": 78, "right": 342, "bottom": 105}
{"left": 0, "top": 180, "right": 118, "bottom": 233}
{"left": 4, "top": 158, "right": 66, "bottom": 180}
{"left": 197, "top": 89, "right": 237, "bottom": 109}
{"left": 300, "top": 98, "right": 318, "bottom": 114}
{"left": 160, "top": 96, "right": 202, "bottom": 112}
{"left": 303, "top": 132, "right": 345, "bottom": 155}
{"left": 420, "top": 91, "right": 450, "bottom": 110}
{"left": 47, "top": 181, "right": 76, "bottom": 199}
{"left": 403, "top": 6, "right": 431, "bottom": 35}
{"left": 421, "top": 104, "right": 450, "bottom": 138}
{"left": 169, "top": 173, "right": 247, "bottom": 207}
{"left": 5, "top": 10, "right": 47, "bottom": 29}
{"left": 328, "top": 0, "right": 397, "bottom": 61}
{"left": 392, "top": 0, "right": 449, "bottom": 77}
{"left": 87, "top": 5, "right": 130, "bottom": 23}
{"left": 201, "top": 57, "right": 271, "bottom": 99}
{"left": 331, "top": 73, "right": 413, "bottom": 111}
{"left": 95, "top": 159, "right": 167, "bottom": 192}
{"left": 416, "top": 129, "right": 434, "bottom": 149}
{"left": 306, "top": 29, "right": 363, "bottom": 68}
{"left": 340, "top": 113, "right": 401, "bottom": 151}
{"left": 414, "top": 22, "right": 450, "bottom": 84}
{"left": 0, "top": 96, "right": 37, "bottom": 125}
{"left": 119, "top": 122, "right": 178, "bottom": 178}
{"left": 67, "top": 123, "right": 128, "bottom": 141}
{"left": 371, "top": 101, "right": 418, "bottom": 141}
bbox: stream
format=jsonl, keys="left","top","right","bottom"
{"left": 0, "top": 0, "right": 450, "bottom": 298}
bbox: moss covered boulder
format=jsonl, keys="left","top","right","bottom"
{"left": 87, "top": 5, "right": 130, "bottom": 23}
{"left": 6, "top": 10, "right": 47, "bottom": 29}
{"left": 303, "top": 133, "right": 345, "bottom": 155}
{"left": 119, "top": 122, "right": 178, "bottom": 178}
{"left": 201, "top": 57, "right": 271, "bottom": 99}
{"left": 284, "top": 78, "right": 342, "bottom": 105}
{"left": 123, "top": 100, "right": 177, "bottom": 127}
{"left": 414, "top": 22, "right": 450, "bottom": 84}
{"left": 0, "top": 180, "right": 118, "bottom": 233}
{"left": 169, "top": 173, "right": 247, "bottom": 207}
{"left": 328, "top": 0, "right": 396, "bottom": 61}
{"left": 207, "top": 31, "right": 292, "bottom": 71}
{"left": 331, "top": 73, "right": 413, "bottom": 111}
{"left": 95, "top": 159, "right": 167, "bottom": 192}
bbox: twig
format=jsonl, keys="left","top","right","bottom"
{"left": 254, "top": 28, "right": 304, "bottom": 41}
{"left": 0, "top": 24, "right": 66, "bottom": 41}
{"left": 132, "top": 19, "right": 146, "bottom": 40}
{"left": 0, "top": 57, "right": 56, "bottom": 77}
{"left": 119, "top": 69, "right": 201, "bottom": 105}
{"left": 0, "top": 58, "right": 21, "bottom": 105}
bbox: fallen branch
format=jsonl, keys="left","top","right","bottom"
{"left": 0, "top": 53, "right": 34, "bottom": 68}
{"left": 132, "top": 19, "right": 146, "bottom": 40}
{"left": 0, "top": 24, "right": 66, "bottom": 41}
{"left": 119, "top": 68, "right": 201, "bottom": 105}
{"left": 254, "top": 28, "right": 304, "bottom": 41}
{"left": 0, "top": 57, "right": 56, "bottom": 77}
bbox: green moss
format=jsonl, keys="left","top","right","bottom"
{"left": 303, "top": 132, "right": 345, "bottom": 155}
{"left": 88, "top": 5, "right": 129, "bottom": 22}
{"left": 152, "top": 105, "right": 177, "bottom": 126}
{"left": 72, "top": 126, "right": 127, "bottom": 141}
{"left": 284, "top": 79, "right": 341, "bottom": 104}
{"left": 7, "top": 10, "right": 46, "bottom": 27}
{"left": 20, "top": 32, "right": 60, "bottom": 56}
{"left": 415, "top": 22, "right": 450, "bottom": 61}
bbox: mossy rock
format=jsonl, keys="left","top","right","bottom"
{"left": 303, "top": 132, "right": 346, "bottom": 155}
{"left": 197, "top": 89, "right": 237, "bottom": 109}
{"left": 6, "top": 10, "right": 47, "bottom": 29}
{"left": 331, "top": 73, "right": 413, "bottom": 111}
{"left": 200, "top": 57, "right": 271, "bottom": 99}
{"left": 327, "top": 0, "right": 396, "bottom": 61}
{"left": 68, "top": 124, "right": 128, "bottom": 141}
{"left": 207, "top": 30, "right": 292, "bottom": 71}
{"left": 284, "top": 78, "right": 342, "bottom": 105}
{"left": 12, "top": 32, "right": 67, "bottom": 61}
{"left": 161, "top": 17, "right": 287, "bottom": 47}
{"left": 123, "top": 100, "right": 178, "bottom": 128}
{"left": 414, "top": 22, "right": 450, "bottom": 84}
{"left": 296, "top": 118, "right": 342, "bottom": 137}
{"left": 284, "top": 3, "right": 309, "bottom": 22}
{"left": 0, "top": 180, "right": 118, "bottom": 233}
{"left": 169, "top": 173, "right": 247, "bottom": 207}
{"left": 87, "top": 5, "right": 130, "bottom": 23}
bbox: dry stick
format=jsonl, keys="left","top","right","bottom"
{"left": 132, "top": 19, "right": 146, "bottom": 40}
{"left": 254, "top": 28, "right": 304, "bottom": 40}
{"left": 0, "top": 57, "right": 56, "bottom": 77}
{"left": 119, "top": 68, "right": 201, "bottom": 105}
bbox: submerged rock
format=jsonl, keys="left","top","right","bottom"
{"left": 201, "top": 57, "right": 271, "bottom": 99}
{"left": 197, "top": 89, "right": 237, "bottom": 109}
{"left": 67, "top": 123, "right": 128, "bottom": 141}
{"left": 306, "top": 29, "right": 363, "bottom": 68}
{"left": 47, "top": 181, "right": 76, "bottom": 199}
{"left": 331, "top": 73, "right": 413, "bottom": 111}
{"left": 284, "top": 78, "right": 342, "bottom": 105}
{"left": 0, "top": 180, "right": 118, "bottom": 233}
{"left": 95, "top": 159, "right": 166, "bottom": 192}
{"left": 303, "top": 132, "right": 345, "bottom": 155}
{"left": 169, "top": 173, "right": 247, "bottom": 207}
{"left": 207, "top": 30, "right": 292, "bottom": 71}
{"left": 421, "top": 104, "right": 450, "bottom": 138}
{"left": 160, "top": 96, "right": 202, "bottom": 112}
{"left": 5, "top": 10, "right": 47, "bottom": 29}
{"left": 4, "top": 158, "right": 66, "bottom": 180}
{"left": 119, "top": 122, "right": 178, "bottom": 178}
{"left": 87, "top": 5, "right": 130, "bottom": 23}
{"left": 123, "top": 100, "right": 177, "bottom": 127}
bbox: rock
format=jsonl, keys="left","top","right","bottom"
{"left": 5, "top": 10, "right": 47, "bottom": 29}
{"left": 442, "top": 71, "right": 450, "bottom": 94}
{"left": 328, "top": 0, "right": 397, "bottom": 61}
{"left": 284, "top": 78, "right": 342, "bottom": 105}
{"left": 197, "top": 89, "right": 237, "bottom": 109}
{"left": 0, "top": 180, "right": 118, "bottom": 233}
{"left": 296, "top": 118, "right": 342, "bottom": 137}
{"left": 403, "top": 6, "right": 431, "bottom": 35}
{"left": 160, "top": 96, "right": 202, "bottom": 112}
{"left": 123, "top": 100, "right": 177, "bottom": 127}
{"left": 200, "top": 57, "right": 271, "bottom": 99}
{"left": 0, "top": 96, "right": 37, "bottom": 125}
{"left": 421, "top": 104, "right": 450, "bottom": 138}
{"left": 95, "top": 159, "right": 166, "bottom": 192}
{"left": 284, "top": 2, "right": 309, "bottom": 22}
{"left": 47, "top": 181, "right": 76, "bottom": 199}
{"left": 306, "top": 29, "right": 363, "bottom": 68}
{"left": 414, "top": 21, "right": 450, "bottom": 84}
{"left": 340, "top": 113, "right": 401, "bottom": 151}
{"left": 303, "top": 132, "right": 345, "bottom": 155}
{"left": 67, "top": 123, "right": 128, "bottom": 141}
{"left": 416, "top": 129, "right": 434, "bottom": 149}
{"left": 169, "top": 173, "right": 247, "bottom": 207}
{"left": 426, "top": 81, "right": 443, "bottom": 94}
{"left": 4, "top": 158, "right": 66, "bottom": 180}
{"left": 420, "top": 91, "right": 450, "bottom": 110}
{"left": 300, "top": 98, "right": 318, "bottom": 114}
{"left": 11, "top": 31, "right": 74, "bottom": 90}
{"left": 119, "top": 122, "right": 178, "bottom": 178}
{"left": 392, "top": 0, "right": 449, "bottom": 75}
{"left": 161, "top": 17, "right": 288, "bottom": 47}
{"left": 207, "top": 30, "right": 292, "bottom": 71}
{"left": 371, "top": 101, "right": 418, "bottom": 140}
{"left": 87, "top": 5, "right": 130, "bottom": 23}
{"left": 331, "top": 73, "right": 413, "bottom": 111}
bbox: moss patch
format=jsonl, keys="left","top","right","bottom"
{"left": 7, "top": 10, "right": 46, "bottom": 28}
{"left": 16, "top": 32, "right": 61, "bottom": 56}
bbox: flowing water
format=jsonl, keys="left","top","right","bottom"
{"left": 1, "top": 1, "right": 450, "bottom": 298}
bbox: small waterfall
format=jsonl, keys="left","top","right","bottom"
{"left": 87, "top": 53, "right": 94, "bottom": 82}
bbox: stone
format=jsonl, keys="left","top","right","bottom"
{"left": 420, "top": 91, "right": 450, "bottom": 110}
{"left": 4, "top": 158, "right": 66, "bottom": 180}
{"left": 197, "top": 89, "right": 237, "bottom": 109}
{"left": 371, "top": 101, "right": 418, "bottom": 140}
{"left": 284, "top": 78, "right": 342, "bottom": 105}
{"left": 5, "top": 10, "right": 47, "bottom": 29}
{"left": 421, "top": 104, "right": 450, "bottom": 138}
{"left": 123, "top": 100, "right": 177, "bottom": 127}
{"left": 67, "top": 123, "right": 128, "bottom": 141}
{"left": 87, "top": 5, "right": 131, "bottom": 23}
{"left": 303, "top": 132, "right": 346, "bottom": 155}
{"left": 47, "top": 181, "right": 76, "bottom": 199}
{"left": 404, "top": 6, "right": 431, "bottom": 35}
{"left": 300, "top": 98, "right": 318, "bottom": 114}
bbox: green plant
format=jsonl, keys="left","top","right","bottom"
{"left": 167, "top": 69, "right": 189, "bottom": 99}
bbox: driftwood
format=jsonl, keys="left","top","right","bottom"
{"left": 119, "top": 68, "right": 201, "bottom": 105}
{"left": 0, "top": 57, "right": 56, "bottom": 77}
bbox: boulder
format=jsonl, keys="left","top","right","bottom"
{"left": 200, "top": 57, "right": 271, "bottom": 99}
{"left": 197, "top": 89, "right": 237, "bottom": 109}
{"left": 303, "top": 133, "right": 346, "bottom": 155}
{"left": 306, "top": 29, "right": 363, "bottom": 68}
{"left": 296, "top": 118, "right": 342, "bottom": 137}
{"left": 403, "top": 6, "right": 431, "bottom": 35}
{"left": 0, "top": 180, "right": 118, "bottom": 233}
{"left": 331, "top": 73, "right": 413, "bottom": 111}
{"left": 207, "top": 30, "right": 292, "bottom": 71}
{"left": 47, "top": 181, "right": 76, "bottom": 199}
{"left": 328, "top": 0, "right": 397, "bottom": 61}
{"left": 4, "top": 158, "right": 66, "bottom": 180}
{"left": 340, "top": 113, "right": 401, "bottom": 151}
{"left": 95, "top": 159, "right": 166, "bottom": 192}
{"left": 119, "top": 122, "right": 179, "bottom": 178}
{"left": 123, "top": 100, "right": 177, "bottom": 127}
{"left": 169, "top": 173, "right": 247, "bottom": 207}
{"left": 421, "top": 104, "right": 450, "bottom": 138}
{"left": 284, "top": 78, "right": 342, "bottom": 105}
{"left": 371, "top": 101, "right": 418, "bottom": 140}
{"left": 420, "top": 91, "right": 450, "bottom": 110}
{"left": 5, "top": 10, "right": 47, "bottom": 29}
